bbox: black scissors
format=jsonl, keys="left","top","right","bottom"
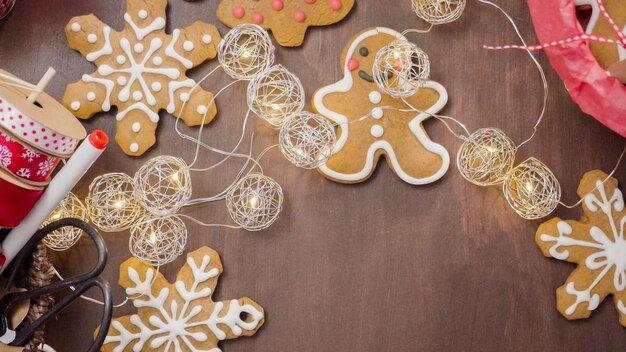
{"left": 0, "top": 218, "right": 112, "bottom": 352}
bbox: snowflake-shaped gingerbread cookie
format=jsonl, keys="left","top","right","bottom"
{"left": 101, "top": 246, "right": 265, "bottom": 351}
{"left": 536, "top": 170, "right": 626, "bottom": 326}
{"left": 63, "top": 0, "right": 221, "bottom": 156}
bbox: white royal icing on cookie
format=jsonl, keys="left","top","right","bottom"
{"left": 314, "top": 27, "right": 450, "bottom": 185}
{"left": 132, "top": 90, "right": 143, "bottom": 101}
{"left": 132, "top": 122, "right": 141, "bottom": 132}
{"left": 87, "top": 26, "right": 113, "bottom": 62}
{"left": 71, "top": 23, "right": 81, "bottom": 32}
{"left": 91, "top": 36, "right": 180, "bottom": 109}
{"left": 87, "top": 33, "right": 98, "bottom": 44}
{"left": 202, "top": 34, "right": 213, "bottom": 44}
{"left": 166, "top": 29, "right": 193, "bottom": 69}
{"left": 167, "top": 79, "right": 195, "bottom": 113}
{"left": 134, "top": 43, "right": 144, "bottom": 53}
{"left": 370, "top": 125, "right": 384, "bottom": 137}
{"left": 372, "top": 107, "right": 383, "bottom": 119}
{"left": 70, "top": 101, "right": 80, "bottom": 111}
{"left": 82, "top": 74, "right": 114, "bottom": 111}
{"left": 87, "top": 92, "right": 96, "bottom": 101}
{"left": 117, "top": 103, "right": 160, "bottom": 123}
{"left": 369, "top": 91, "right": 382, "bottom": 104}
{"left": 123, "top": 12, "right": 165, "bottom": 41}
{"left": 183, "top": 40, "right": 194, "bottom": 52}
{"left": 138, "top": 9, "right": 148, "bottom": 19}
{"left": 619, "top": 300, "right": 626, "bottom": 314}
{"left": 129, "top": 142, "right": 139, "bottom": 152}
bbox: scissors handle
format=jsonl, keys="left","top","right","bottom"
{"left": 5, "top": 218, "right": 107, "bottom": 290}
{"left": 12, "top": 276, "right": 112, "bottom": 352}
{"left": 0, "top": 218, "right": 112, "bottom": 352}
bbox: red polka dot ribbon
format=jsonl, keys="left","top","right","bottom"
{"left": 0, "top": 129, "right": 60, "bottom": 184}
{"left": 0, "top": 98, "right": 79, "bottom": 156}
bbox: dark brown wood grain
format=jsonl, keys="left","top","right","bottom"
{"left": 1, "top": 0, "right": 625, "bottom": 351}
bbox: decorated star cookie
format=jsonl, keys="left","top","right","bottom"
{"left": 536, "top": 170, "right": 626, "bottom": 326}
{"left": 101, "top": 246, "right": 265, "bottom": 351}
{"left": 575, "top": 0, "right": 626, "bottom": 81}
{"left": 216, "top": 0, "right": 355, "bottom": 47}
{"left": 313, "top": 27, "right": 449, "bottom": 185}
{"left": 63, "top": 0, "right": 221, "bottom": 156}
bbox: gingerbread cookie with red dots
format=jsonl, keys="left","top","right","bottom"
{"left": 63, "top": 0, "right": 221, "bottom": 156}
{"left": 313, "top": 27, "right": 449, "bottom": 185}
{"left": 575, "top": 0, "right": 626, "bottom": 82}
{"left": 217, "top": 0, "right": 354, "bottom": 47}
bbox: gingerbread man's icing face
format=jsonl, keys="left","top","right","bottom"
{"left": 313, "top": 27, "right": 449, "bottom": 185}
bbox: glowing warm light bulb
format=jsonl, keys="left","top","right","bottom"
{"left": 51, "top": 212, "right": 62, "bottom": 220}
{"left": 248, "top": 195, "right": 260, "bottom": 209}
{"left": 114, "top": 200, "right": 125, "bottom": 208}
{"left": 226, "top": 173, "right": 283, "bottom": 231}
{"left": 148, "top": 232, "right": 157, "bottom": 245}
{"left": 525, "top": 181, "right": 533, "bottom": 193}
{"left": 241, "top": 49, "right": 252, "bottom": 59}
{"left": 503, "top": 157, "right": 561, "bottom": 220}
{"left": 172, "top": 171, "right": 180, "bottom": 182}
{"left": 456, "top": 128, "right": 516, "bottom": 187}
{"left": 270, "top": 103, "right": 281, "bottom": 110}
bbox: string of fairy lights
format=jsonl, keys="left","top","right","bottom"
{"left": 40, "top": 0, "right": 625, "bottom": 266}
{"left": 41, "top": 23, "right": 336, "bottom": 266}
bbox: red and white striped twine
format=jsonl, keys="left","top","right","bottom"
{"left": 484, "top": 0, "right": 626, "bottom": 52}
{"left": 596, "top": 0, "right": 626, "bottom": 45}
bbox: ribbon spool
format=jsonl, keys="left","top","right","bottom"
{"left": 0, "top": 69, "right": 85, "bottom": 158}
{"left": 0, "top": 68, "right": 87, "bottom": 227}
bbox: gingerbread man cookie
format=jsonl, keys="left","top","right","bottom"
{"left": 575, "top": 0, "right": 626, "bottom": 82}
{"left": 313, "top": 27, "right": 449, "bottom": 185}
{"left": 536, "top": 170, "right": 626, "bottom": 326}
{"left": 63, "top": 0, "right": 221, "bottom": 156}
{"left": 101, "top": 246, "right": 265, "bottom": 351}
{"left": 216, "top": 0, "right": 355, "bottom": 47}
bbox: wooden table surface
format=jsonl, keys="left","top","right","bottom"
{"left": 1, "top": 0, "right": 625, "bottom": 351}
